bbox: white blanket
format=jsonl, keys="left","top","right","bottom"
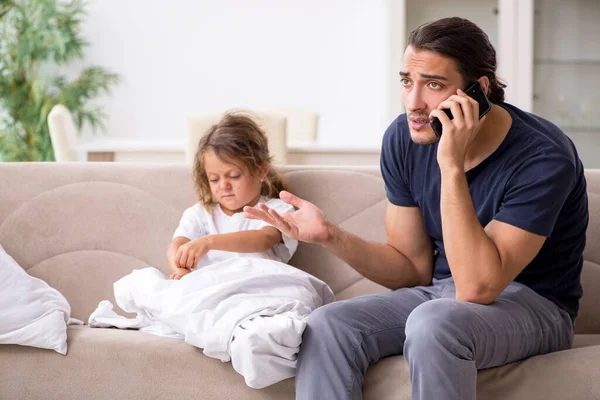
{"left": 88, "top": 257, "right": 335, "bottom": 388}
{"left": 0, "top": 245, "right": 81, "bottom": 355}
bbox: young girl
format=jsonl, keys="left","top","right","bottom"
{"left": 167, "top": 112, "right": 297, "bottom": 280}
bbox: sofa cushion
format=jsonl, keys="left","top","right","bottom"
{"left": 284, "top": 168, "right": 389, "bottom": 295}
{"left": 571, "top": 334, "right": 600, "bottom": 348}
{"left": 0, "top": 326, "right": 295, "bottom": 400}
{"left": 30, "top": 250, "right": 151, "bottom": 321}
{"left": 2, "top": 327, "right": 599, "bottom": 400}
{"left": 575, "top": 260, "right": 600, "bottom": 334}
{"left": 335, "top": 277, "right": 391, "bottom": 300}
{"left": 578, "top": 179, "right": 600, "bottom": 334}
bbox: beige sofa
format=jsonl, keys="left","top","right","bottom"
{"left": 1, "top": 163, "right": 599, "bottom": 400}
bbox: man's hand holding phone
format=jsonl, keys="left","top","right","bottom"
{"left": 430, "top": 83, "right": 490, "bottom": 171}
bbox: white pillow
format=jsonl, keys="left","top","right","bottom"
{"left": 0, "top": 245, "right": 71, "bottom": 355}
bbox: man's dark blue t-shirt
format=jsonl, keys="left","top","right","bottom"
{"left": 380, "top": 103, "right": 588, "bottom": 319}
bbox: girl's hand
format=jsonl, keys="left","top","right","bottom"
{"left": 169, "top": 267, "right": 191, "bottom": 280}
{"left": 243, "top": 191, "right": 331, "bottom": 245}
{"left": 175, "top": 237, "right": 211, "bottom": 269}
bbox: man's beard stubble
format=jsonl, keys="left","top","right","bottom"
{"left": 408, "top": 111, "right": 440, "bottom": 145}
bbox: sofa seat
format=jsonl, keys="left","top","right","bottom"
{"left": 0, "top": 326, "right": 296, "bottom": 400}
{"left": 3, "top": 326, "right": 599, "bottom": 400}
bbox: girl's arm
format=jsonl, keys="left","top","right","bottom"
{"left": 167, "top": 236, "right": 191, "bottom": 275}
{"left": 175, "top": 227, "right": 284, "bottom": 269}
{"left": 206, "top": 226, "right": 282, "bottom": 253}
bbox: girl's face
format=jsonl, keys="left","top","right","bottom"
{"left": 203, "top": 148, "right": 268, "bottom": 215}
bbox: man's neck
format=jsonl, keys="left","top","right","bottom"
{"left": 464, "top": 104, "right": 512, "bottom": 172}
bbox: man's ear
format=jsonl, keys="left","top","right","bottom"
{"left": 478, "top": 76, "right": 491, "bottom": 96}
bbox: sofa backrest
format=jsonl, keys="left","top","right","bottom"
{"left": 577, "top": 170, "right": 600, "bottom": 334}
{"left": 0, "top": 163, "right": 598, "bottom": 334}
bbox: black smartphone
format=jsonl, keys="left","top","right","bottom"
{"left": 430, "top": 81, "right": 492, "bottom": 138}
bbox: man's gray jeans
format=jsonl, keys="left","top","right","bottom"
{"left": 295, "top": 277, "right": 574, "bottom": 400}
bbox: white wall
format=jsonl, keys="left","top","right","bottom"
{"left": 405, "top": 0, "right": 499, "bottom": 48}
{"left": 74, "top": 0, "right": 394, "bottom": 148}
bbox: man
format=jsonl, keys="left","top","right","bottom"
{"left": 244, "top": 17, "right": 588, "bottom": 400}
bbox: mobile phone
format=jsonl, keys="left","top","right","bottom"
{"left": 430, "top": 81, "right": 492, "bottom": 138}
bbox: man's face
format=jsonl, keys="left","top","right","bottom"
{"left": 400, "top": 46, "right": 465, "bottom": 145}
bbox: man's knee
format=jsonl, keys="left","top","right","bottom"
{"left": 307, "top": 299, "right": 358, "bottom": 334}
{"left": 404, "top": 299, "right": 476, "bottom": 354}
{"left": 306, "top": 295, "right": 385, "bottom": 347}
{"left": 298, "top": 300, "right": 365, "bottom": 362}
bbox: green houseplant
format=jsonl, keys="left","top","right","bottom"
{"left": 0, "top": 0, "right": 118, "bottom": 161}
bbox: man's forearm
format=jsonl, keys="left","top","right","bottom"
{"left": 321, "top": 223, "right": 430, "bottom": 289}
{"left": 440, "top": 166, "right": 502, "bottom": 302}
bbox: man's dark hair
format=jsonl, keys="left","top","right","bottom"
{"left": 408, "top": 17, "right": 506, "bottom": 104}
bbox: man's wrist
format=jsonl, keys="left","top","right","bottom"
{"left": 439, "top": 163, "right": 465, "bottom": 178}
{"left": 320, "top": 220, "right": 339, "bottom": 248}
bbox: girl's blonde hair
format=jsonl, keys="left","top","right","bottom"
{"left": 193, "top": 111, "right": 286, "bottom": 208}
